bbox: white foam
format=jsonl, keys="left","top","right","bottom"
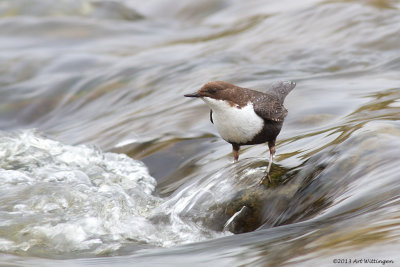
{"left": 0, "top": 130, "right": 231, "bottom": 257}
{"left": 0, "top": 130, "right": 161, "bottom": 255}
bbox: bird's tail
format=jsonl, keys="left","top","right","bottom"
{"left": 269, "top": 81, "right": 296, "bottom": 103}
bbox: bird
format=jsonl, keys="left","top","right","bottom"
{"left": 184, "top": 80, "right": 295, "bottom": 184}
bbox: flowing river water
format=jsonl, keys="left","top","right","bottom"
{"left": 1, "top": 0, "right": 400, "bottom": 266}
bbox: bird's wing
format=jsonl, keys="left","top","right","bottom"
{"left": 209, "top": 109, "right": 213, "bottom": 124}
{"left": 253, "top": 94, "right": 288, "bottom": 122}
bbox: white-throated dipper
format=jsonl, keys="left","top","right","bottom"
{"left": 184, "top": 80, "right": 295, "bottom": 184}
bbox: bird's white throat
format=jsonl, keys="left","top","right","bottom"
{"left": 202, "top": 97, "right": 264, "bottom": 144}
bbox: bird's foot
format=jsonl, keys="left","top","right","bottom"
{"left": 258, "top": 173, "right": 271, "bottom": 186}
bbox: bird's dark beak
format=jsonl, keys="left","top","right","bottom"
{"left": 184, "top": 92, "right": 200, "bottom": 98}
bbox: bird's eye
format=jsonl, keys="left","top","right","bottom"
{"left": 208, "top": 88, "right": 217, "bottom": 94}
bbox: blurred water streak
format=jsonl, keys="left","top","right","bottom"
{"left": 1, "top": 0, "right": 400, "bottom": 266}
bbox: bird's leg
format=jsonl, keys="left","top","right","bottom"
{"left": 266, "top": 145, "right": 275, "bottom": 175}
{"left": 232, "top": 144, "right": 240, "bottom": 163}
{"left": 259, "top": 141, "right": 276, "bottom": 184}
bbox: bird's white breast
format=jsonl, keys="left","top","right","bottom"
{"left": 202, "top": 97, "right": 264, "bottom": 144}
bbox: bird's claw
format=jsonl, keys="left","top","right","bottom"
{"left": 259, "top": 173, "right": 271, "bottom": 186}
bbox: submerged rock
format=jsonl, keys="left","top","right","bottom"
{"left": 220, "top": 121, "right": 400, "bottom": 234}
{"left": 155, "top": 158, "right": 307, "bottom": 235}
{"left": 214, "top": 164, "right": 302, "bottom": 234}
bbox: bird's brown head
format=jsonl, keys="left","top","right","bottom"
{"left": 184, "top": 81, "right": 237, "bottom": 100}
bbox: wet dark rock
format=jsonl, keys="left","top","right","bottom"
{"left": 222, "top": 121, "right": 400, "bottom": 234}
{"left": 152, "top": 121, "right": 400, "bottom": 236}
{"left": 217, "top": 167, "right": 300, "bottom": 234}
{"left": 191, "top": 161, "right": 304, "bottom": 234}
